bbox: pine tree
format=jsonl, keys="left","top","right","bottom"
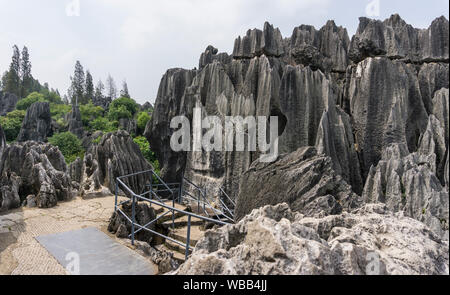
{"left": 84, "top": 70, "right": 94, "bottom": 103}
{"left": 20, "top": 46, "right": 32, "bottom": 98}
{"left": 4, "top": 45, "right": 21, "bottom": 97}
{"left": 120, "top": 80, "right": 130, "bottom": 98}
{"left": 106, "top": 74, "right": 117, "bottom": 99}
{"left": 71, "top": 61, "right": 85, "bottom": 105}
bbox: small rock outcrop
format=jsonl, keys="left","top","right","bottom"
{"left": 363, "top": 143, "right": 449, "bottom": 240}
{"left": 236, "top": 147, "right": 362, "bottom": 221}
{"left": 0, "top": 91, "right": 19, "bottom": 116}
{"left": 0, "top": 123, "right": 6, "bottom": 159}
{"left": 92, "top": 96, "right": 112, "bottom": 110}
{"left": 17, "top": 102, "right": 53, "bottom": 142}
{"left": 67, "top": 105, "right": 84, "bottom": 138}
{"left": 108, "top": 202, "right": 157, "bottom": 243}
{"left": 174, "top": 203, "right": 449, "bottom": 275}
{"left": 0, "top": 142, "right": 72, "bottom": 210}
{"left": 81, "top": 130, "right": 152, "bottom": 196}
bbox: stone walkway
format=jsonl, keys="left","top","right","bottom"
{"left": 0, "top": 195, "right": 155, "bottom": 275}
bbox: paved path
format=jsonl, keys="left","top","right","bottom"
{"left": 0, "top": 195, "right": 156, "bottom": 275}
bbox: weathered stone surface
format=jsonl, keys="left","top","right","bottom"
{"left": 363, "top": 143, "right": 449, "bottom": 240}
{"left": 289, "top": 20, "right": 350, "bottom": 72}
{"left": 17, "top": 102, "right": 53, "bottom": 142}
{"left": 316, "top": 106, "right": 363, "bottom": 194}
{"left": 119, "top": 118, "right": 137, "bottom": 135}
{"left": 349, "top": 14, "right": 449, "bottom": 63}
{"left": 67, "top": 105, "right": 84, "bottom": 138}
{"left": 235, "top": 147, "right": 361, "bottom": 221}
{"left": 418, "top": 63, "right": 449, "bottom": 114}
{"left": 0, "top": 123, "right": 5, "bottom": 159}
{"left": 174, "top": 203, "right": 448, "bottom": 275}
{"left": 199, "top": 45, "right": 231, "bottom": 70}
{"left": 233, "top": 22, "right": 284, "bottom": 59}
{"left": 68, "top": 157, "right": 83, "bottom": 184}
{"left": 81, "top": 130, "right": 152, "bottom": 196}
{"left": 108, "top": 202, "right": 156, "bottom": 244}
{"left": 144, "top": 68, "right": 196, "bottom": 184}
{"left": 0, "top": 142, "right": 72, "bottom": 210}
{"left": 346, "top": 57, "right": 429, "bottom": 177}
{"left": 0, "top": 91, "right": 19, "bottom": 116}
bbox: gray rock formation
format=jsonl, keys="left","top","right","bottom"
{"left": 363, "top": 143, "right": 449, "bottom": 240}
{"left": 108, "top": 202, "right": 157, "bottom": 243}
{"left": 0, "top": 123, "right": 5, "bottom": 159}
{"left": 345, "top": 57, "right": 429, "bottom": 178}
{"left": 17, "top": 102, "right": 53, "bottom": 142}
{"left": 236, "top": 147, "right": 361, "bottom": 221}
{"left": 119, "top": 118, "right": 137, "bottom": 135}
{"left": 0, "top": 142, "right": 72, "bottom": 210}
{"left": 174, "top": 203, "right": 448, "bottom": 275}
{"left": 349, "top": 14, "right": 449, "bottom": 63}
{"left": 0, "top": 91, "right": 19, "bottom": 116}
{"left": 418, "top": 63, "right": 449, "bottom": 114}
{"left": 81, "top": 130, "right": 152, "bottom": 196}
{"left": 199, "top": 45, "right": 231, "bottom": 70}
{"left": 67, "top": 105, "right": 84, "bottom": 138}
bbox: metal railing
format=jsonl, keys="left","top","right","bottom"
{"left": 114, "top": 170, "right": 233, "bottom": 260}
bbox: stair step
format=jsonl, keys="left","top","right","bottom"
{"left": 161, "top": 215, "right": 204, "bottom": 228}
{"left": 156, "top": 211, "right": 185, "bottom": 223}
{"left": 155, "top": 244, "right": 187, "bottom": 264}
{"left": 168, "top": 225, "right": 205, "bottom": 245}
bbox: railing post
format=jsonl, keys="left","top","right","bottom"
{"left": 185, "top": 215, "right": 192, "bottom": 261}
{"left": 203, "top": 188, "right": 206, "bottom": 213}
{"left": 131, "top": 194, "right": 136, "bottom": 246}
{"left": 149, "top": 171, "right": 153, "bottom": 207}
{"left": 179, "top": 178, "right": 183, "bottom": 204}
{"left": 172, "top": 189, "right": 175, "bottom": 229}
{"left": 114, "top": 180, "right": 118, "bottom": 213}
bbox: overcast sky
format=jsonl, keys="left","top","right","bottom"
{"left": 0, "top": 0, "right": 448, "bottom": 104}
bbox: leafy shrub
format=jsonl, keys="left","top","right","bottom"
{"left": 0, "top": 110, "right": 26, "bottom": 142}
{"left": 136, "top": 111, "right": 151, "bottom": 134}
{"left": 133, "top": 136, "right": 159, "bottom": 174}
{"left": 16, "top": 92, "right": 45, "bottom": 110}
{"left": 80, "top": 102, "right": 105, "bottom": 126}
{"left": 90, "top": 117, "right": 118, "bottom": 133}
{"left": 50, "top": 103, "right": 71, "bottom": 121}
{"left": 108, "top": 105, "right": 132, "bottom": 121}
{"left": 48, "top": 132, "right": 84, "bottom": 164}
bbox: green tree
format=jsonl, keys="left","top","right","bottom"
{"left": 109, "top": 97, "right": 139, "bottom": 116}
{"left": 106, "top": 74, "right": 117, "bottom": 99}
{"left": 48, "top": 132, "right": 84, "bottom": 164}
{"left": 71, "top": 61, "right": 85, "bottom": 105}
{"left": 0, "top": 110, "right": 26, "bottom": 142}
{"left": 133, "top": 136, "right": 159, "bottom": 173}
{"left": 85, "top": 70, "right": 94, "bottom": 103}
{"left": 20, "top": 46, "right": 32, "bottom": 98}
{"left": 4, "top": 45, "right": 21, "bottom": 96}
{"left": 136, "top": 111, "right": 151, "bottom": 134}
{"left": 89, "top": 117, "right": 118, "bottom": 133}
{"left": 108, "top": 105, "right": 132, "bottom": 121}
{"left": 94, "top": 80, "right": 105, "bottom": 100}
{"left": 120, "top": 80, "right": 130, "bottom": 98}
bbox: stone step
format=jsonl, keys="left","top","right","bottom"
{"left": 155, "top": 244, "right": 187, "bottom": 264}
{"left": 167, "top": 225, "right": 204, "bottom": 246}
{"left": 161, "top": 215, "right": 205, "bottom": 229}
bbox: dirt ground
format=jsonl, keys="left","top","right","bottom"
{"left": 0, "top": 195, "right": 150, "bottom": 275}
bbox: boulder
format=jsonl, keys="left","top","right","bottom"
{"left": 0, "top": 91, "right": 19, "bottom": 116}
{"left": 0, "top": 141, "right": 72, "bottom": 210}
{"left": 174, "top": 203, "right": 449, "bottom": 275}
{"left": 17, "top": 102, "right": 53, "bottom": 142}
{"left": 235, "top": 147, "right": 362, "bottom": 221}
{"left": 108, "top": 202, "right": 157, "bottom": 244}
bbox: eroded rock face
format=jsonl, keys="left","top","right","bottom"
{"left": 363, "top": 143, "right": 449, "bottom": 240}
{"left": 0, "top": 123, "right": 6, "bottom": 159}
{"left": 345, "top": 57, "right": 429, "bottom": 178}
{"left": 81, "top": 130, "right": 152, "bottom": 196}
{"left": 174, "top": 203, "right": 449, "bottom": 275}
{"left": 92, "top": 96, "right": 112, "bottom": 110}
{"left": 17, "top": 102, "right": 53, "bottom": 142}
{"left": 67, "top": 105, "right": 84, "bottom": 138}
{"left": 0, "top": 141, "right": 72, "bottom": 210}
{"left": 349, "top": 14, "right": 449, "bottom": 63}
{"left": 0, "top": 91, "right": 19, "bottom": 116}
{"left": 236, "top": 147, "right": 362, "bottom": 221}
